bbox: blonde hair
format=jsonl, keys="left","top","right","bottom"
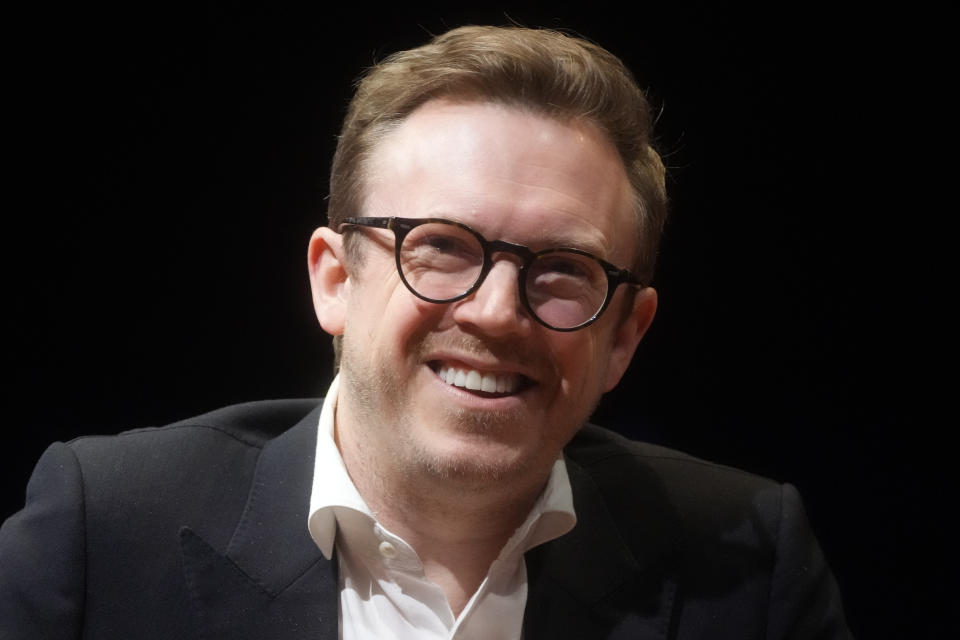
{"left": 327, "top": 25, "right": 668, "bottom": 282}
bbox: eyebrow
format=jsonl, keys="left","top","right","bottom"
{"left": 510, "top": 226, "right": 614, "bottom": 261}
{"left": 439, "top": 214, "right": 610, "bottom": 258}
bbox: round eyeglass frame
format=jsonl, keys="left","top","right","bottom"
{"left": 338, "top": 216, "right": 645, "bottom": 332}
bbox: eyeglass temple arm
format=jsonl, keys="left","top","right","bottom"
{"left": 604, "top": 264, "right": 645, "bottom": 289}
{"left": 339, "top": 217, "right": 394, "bottom": 232}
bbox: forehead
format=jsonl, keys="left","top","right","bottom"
{"left": 363, "top": 100, "right": 636, "bottom": 260}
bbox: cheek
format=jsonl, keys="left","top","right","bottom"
{"left": 554, "top": 325, "right": 621, "bottom": 400}
{"left": 348, "top": 276, "right": 445, "bottom": 353}
{"left": 348, "top": 258, "right": 404, "bottom": 317}
{"left": 552, "top": 334, "right": 603, "bottom": 388}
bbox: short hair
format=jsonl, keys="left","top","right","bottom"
{"left": 327, "top": 25, "right": 668, "bottom": 283}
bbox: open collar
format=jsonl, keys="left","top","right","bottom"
{"left": 178, "top": 405, "right": 678, "bottom": 640}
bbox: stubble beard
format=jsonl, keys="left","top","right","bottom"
{"left": 338, "top": 330, "right": 588, "bottom": 491}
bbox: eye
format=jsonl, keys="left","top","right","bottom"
{"left": 422, "top": 233, "right": 472, "bottom": 256}
{"left": 531, "top": 251, "right": 600, "bottom": 283}
{"left": 533, "top": 254, "right": 593, "bottom": 279}
{"left": 401, "top": 224, "right": 483, "bottom": 275}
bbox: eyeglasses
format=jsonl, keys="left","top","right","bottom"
{"left": 338, "top": 217, "right": 645, "bottom": 332}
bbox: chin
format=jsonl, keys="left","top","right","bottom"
{"left": 408, "top": 437, "right": 537, "bottom": 487}
{"left": 406, "top": 406, "right": 570, "bottom": 487}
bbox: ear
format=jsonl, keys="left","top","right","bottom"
{"left": 602, "top": 287, "right": 657, "bottom": 392}
{"left": 307, "top": 227, "right": 350, "bottom": 336}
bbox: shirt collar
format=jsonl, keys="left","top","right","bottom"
{"left": 306, "top": 374, "right": 576, "bottom": 560}
{"left": 307, "top": 374, "right": 371, "bottom": 559}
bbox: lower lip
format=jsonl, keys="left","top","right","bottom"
{"left": 428, "top": 366, "right": 531, "bottom": 409}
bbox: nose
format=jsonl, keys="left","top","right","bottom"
{"left": 450, "top": 258, "right": 533, "bottom": 338}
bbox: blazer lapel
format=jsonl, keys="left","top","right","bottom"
{"left": 180, "top": 404, "right": 339, "bottom": 640}
{"left": 523, "top": 457, "right": 678, "bottom": 640}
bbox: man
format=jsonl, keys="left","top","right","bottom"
{"left": 1, "top": 26, "right": 851, "bottom": 639}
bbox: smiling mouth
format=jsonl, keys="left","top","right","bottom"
{"left": 431, "top": 362, "right": 532, "bottom": 396}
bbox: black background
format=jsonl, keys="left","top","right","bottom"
{"left": 5, "top": 3, "right": 942, "bottom": 637}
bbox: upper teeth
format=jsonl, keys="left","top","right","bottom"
{"left": 438, "top": 365, "right": 518, "bottom": 393}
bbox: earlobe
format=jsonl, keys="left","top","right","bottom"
{"left": 603, "top": 287, "right": 657, "bottom": 392}
{"left": 307, "top": 227, "right": 350, "bottom": 336}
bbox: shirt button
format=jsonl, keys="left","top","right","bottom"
{"left": 378, "top": 541, "right": 397, "bottom": 559}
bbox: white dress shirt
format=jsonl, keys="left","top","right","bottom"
{"left": 307, "top": 375, "right": 577, "bottom": 639}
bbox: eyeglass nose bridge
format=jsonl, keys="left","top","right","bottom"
{"left": 483, "top": 238, "right": 537, "bottom": 267}
{"left": 467, "top": 238, "right": 537, "bottom": 302}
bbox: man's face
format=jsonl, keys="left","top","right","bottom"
{"left": 317, "top": 100, "right": 655, "bottom": 489}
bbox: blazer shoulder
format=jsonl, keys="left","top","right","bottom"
{"left": 61, "top": 399, "right": 323, "bottom": 547}
{"left": 567, "top": 423, "right": 777, "bottom": 488}
{"left": 66, "top": 398, "right": 321, "bottom": 456}
{"left": 564, "top": 424, "right": 785, "bottom": 543}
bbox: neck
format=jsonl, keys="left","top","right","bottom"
{"left": 374, "top": 477, "right": 539, "bottom": 616}
{"left": 334, "top": 410, "right": 550, "bottom": 616}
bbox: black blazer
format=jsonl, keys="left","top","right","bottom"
{"left": 0, "top": 400, "right": 851, "bottom": 639}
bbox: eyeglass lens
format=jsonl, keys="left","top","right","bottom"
{"left": 399, "top": 222, "right": 609, "bottom": 329}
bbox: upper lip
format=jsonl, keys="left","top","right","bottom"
{"left": 425, "top": 350, "right": 539, "bottom": 383}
